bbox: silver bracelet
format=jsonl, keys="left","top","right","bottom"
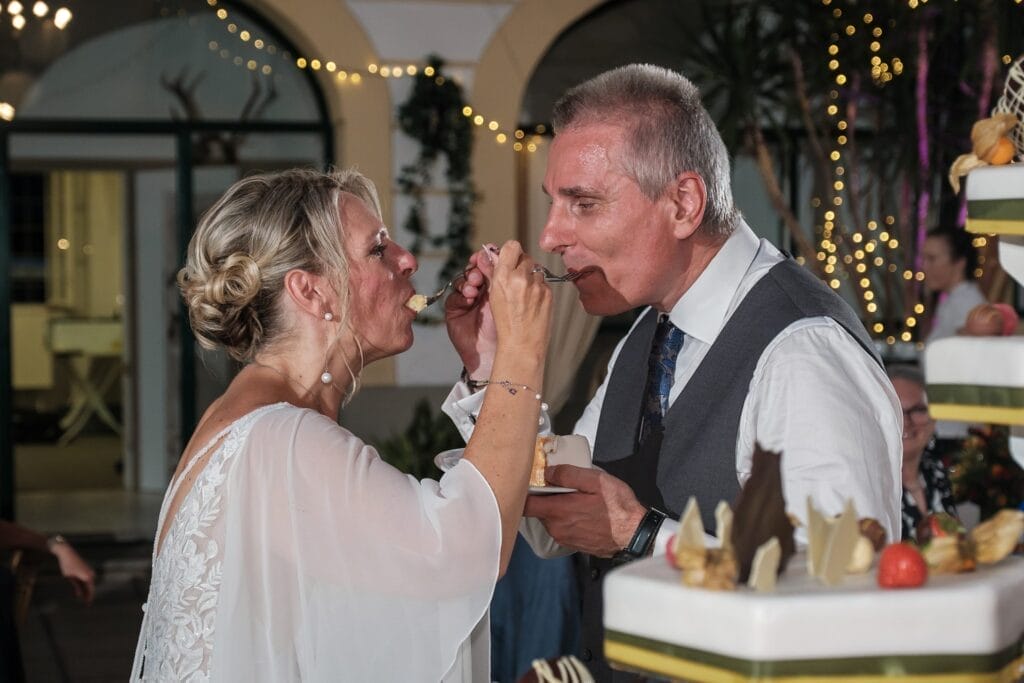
{"left": 46, "top": 534, "right": 67, "bottom": 553}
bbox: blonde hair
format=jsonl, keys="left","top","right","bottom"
{"left": 178, "top": 167, "right": 381, "bottom": 375}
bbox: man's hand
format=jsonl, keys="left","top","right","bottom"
{"left": 523, "top": 465, "right": 647, "bottom": 558}
{"left": 51, "top": 542, "right": 96, "bottom": 604}
{"left": 445, "top": 247, "right": 499, "bottom": 378}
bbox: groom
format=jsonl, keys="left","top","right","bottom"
{"left": 444, "top": 63, "right": 901, "bottom": 681}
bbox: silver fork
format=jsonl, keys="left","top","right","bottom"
{"left": 423, "top": 271, "right": 470, "bottom": 307}
{"left": 532, "top": 265, "right": 583, "bottom": 282}
{"left": 423, "top": 265, "right": 580, "bottom": 308}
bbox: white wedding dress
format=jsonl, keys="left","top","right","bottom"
{"left": 131, "top": 403, "right": 499, "bottom": 682}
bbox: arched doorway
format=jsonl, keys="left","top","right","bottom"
{"left": 0, "top": 0, "right": 332, "bottom": 537}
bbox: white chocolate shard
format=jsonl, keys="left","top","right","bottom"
{"left": 747, "top": 537, "right": 782, "bottom": 592}
{"left": 806, "top": 497, "right": 827, "bottom": 578}
{"left": 715, "top": 501, "right": 733, "bottom": 550}
{"left": 821, "top": 500, "right": 860, "bottom": 585}
{"left": 806, "top": 497, "right": 861, "bottom": 586}
{"left": 678, "top": 497, "right": 705, "bottom": 550}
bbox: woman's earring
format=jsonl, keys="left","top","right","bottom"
{"left": 321, "top": 311, "right": 335, "bottom": 384}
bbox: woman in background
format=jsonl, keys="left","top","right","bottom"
{"left": 922, "top": 225, "right": 986, "bottom": 344}
{"left": 921, "top": 225, "right": 987, "bottom": 447}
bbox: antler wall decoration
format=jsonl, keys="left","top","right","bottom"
{"left": 160, "top": 67, "right": 277, "bottom": 164}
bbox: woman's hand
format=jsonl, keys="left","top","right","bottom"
{"left": 51, "top": 541, "right": 96, "bottom": 604}
{"left": 486, "top": 241, "right": 552, "bottom": 362}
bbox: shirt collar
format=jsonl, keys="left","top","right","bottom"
{"left": 666, "top": 220, "right": 760, "bottom": 345}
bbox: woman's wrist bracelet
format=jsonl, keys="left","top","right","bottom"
{"left": 46, "top": 534, "right": 68, "bottom": 553}
{"left": 460, "top": 367, "right": 547, "bottom": 409}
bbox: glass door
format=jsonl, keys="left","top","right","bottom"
{"left": 8, "top": 132, "right": 175, "bottom": 538}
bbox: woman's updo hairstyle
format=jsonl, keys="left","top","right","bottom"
{"left": 178, "top": 167, "right": 382, "bottom": 362}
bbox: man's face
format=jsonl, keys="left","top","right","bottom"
{"left": 539, "top": 122, "right": 683, "bottom": 316}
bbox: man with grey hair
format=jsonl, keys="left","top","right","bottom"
{"left": 444, "top": 63, "right": 901, "bottom": 681}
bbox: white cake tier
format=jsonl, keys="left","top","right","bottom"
{"left": 966, "top": 165, "right": 1024, "bottom": 235}
{"left": 604, "top": 554, "right": 1024, "bottom": 681}
{"left": 925, "top": 336, "right": 1024, "bottom": 425}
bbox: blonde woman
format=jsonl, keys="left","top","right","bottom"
{"left": 131, "top": 168, "right": 551, "bottom": 681}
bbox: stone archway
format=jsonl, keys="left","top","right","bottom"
{"left": 470, "top": 0, "right": 608, "bottom": 248}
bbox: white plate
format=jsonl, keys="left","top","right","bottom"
{"left": 434, "top": 448, "right": 577, "bottom": 494}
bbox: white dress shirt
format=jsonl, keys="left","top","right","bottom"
{"left": 444, "top": 221, "right": 903, "bottom": 552}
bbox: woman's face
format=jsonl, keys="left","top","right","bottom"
{"left": 340, "top": 192, "right": 419, "bottom": 363}
{"left": 921, "top": 236, "right": 964, "bottom": 293}
{"left": 891, "top": 376, "right": 934, "bottom": 464}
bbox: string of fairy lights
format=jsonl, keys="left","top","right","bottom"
{"left": 0, "top": 1, "right": 73, "bottom": 121}
{"left": 204, "top": 0, "right": 546, "bottom": 153}
{"left": 815, "top": 0, "right": 1017, "bottom": 345}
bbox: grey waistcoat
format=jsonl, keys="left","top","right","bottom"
{"left": 577, "top": 258, "right": 880, "bottom": 681}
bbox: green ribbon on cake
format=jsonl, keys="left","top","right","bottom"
{"left": 605, "top": 630, "right": 1024, "bottom": 681}
{"left": 966, "top": 198, "right": 1024, "bottom": 235}
{"left": 926, "top": 383, "right": 1024, "bottom": 425}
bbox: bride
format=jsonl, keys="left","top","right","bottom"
{"left": 131, "top": 168, "right": 551, "bottom": 681}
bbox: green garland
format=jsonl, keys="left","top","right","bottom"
{"left": 397, "top": 55, "right": 477, "bottom": 323}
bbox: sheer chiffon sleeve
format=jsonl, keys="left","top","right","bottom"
{"left": 208, "top": 405, "right": 500, "bottom": 681}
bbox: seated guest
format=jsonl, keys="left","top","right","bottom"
{"left": 888, "top": 365, "right": 958, "bottom": 540}
{"left": 131, "top": 168, "right": 552, "bottom": 681}
{"left": 1, "top": 521, "right": 94, "bottom": 683}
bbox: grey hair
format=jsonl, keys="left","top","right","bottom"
{"left": 178, "top": 167, "right": 380, "bottom": 386}
{"left": 551, "top": 63, "right": 739, "bottom": 238}
{"left": 886, "top": 364, "right": 925, "bottom": 389}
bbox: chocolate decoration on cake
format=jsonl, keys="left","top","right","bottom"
{"left": 729, "top": 444, "right": 796, "bottom": 582}
{"left": 858, "top": 518, "right": 887, "bottom": 551}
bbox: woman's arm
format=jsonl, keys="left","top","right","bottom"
{"left": 0, "top": 520, "right": 96, "bottom": 603}
{"left": 0, "top": 519, "right": 49, "bottom": 552}
{"left": 460, "top": 242, "right": 552, "bottom": 576}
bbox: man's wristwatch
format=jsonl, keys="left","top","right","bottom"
{"left": 613, "top": 508, "right": 667, "bottom": 563}
{"left": 46, "top": 534, "right": 68, "bottom": 553}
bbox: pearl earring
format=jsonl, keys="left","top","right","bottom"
{"left": 322, "top": 311, "right": 335, "bottom": 384}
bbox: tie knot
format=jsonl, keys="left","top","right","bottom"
{"left": 654, "top": 318, "right": 685, "bottom": 361}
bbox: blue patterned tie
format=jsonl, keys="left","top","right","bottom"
{"left": 640, "top": 317, "right": 685, "bottom": 444}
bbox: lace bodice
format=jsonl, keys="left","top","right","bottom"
{"left": 131, "top": 404, "right": 285, "bottom": 681}
{"left": 131, "top": 402, "right": 500, "bottom": 682}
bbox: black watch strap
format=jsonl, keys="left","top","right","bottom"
{"left": 614, "top": 508, "right": 667, "bottom": 563}
{"left": 460, "top": 366, "right": 488, "bottom": 391}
